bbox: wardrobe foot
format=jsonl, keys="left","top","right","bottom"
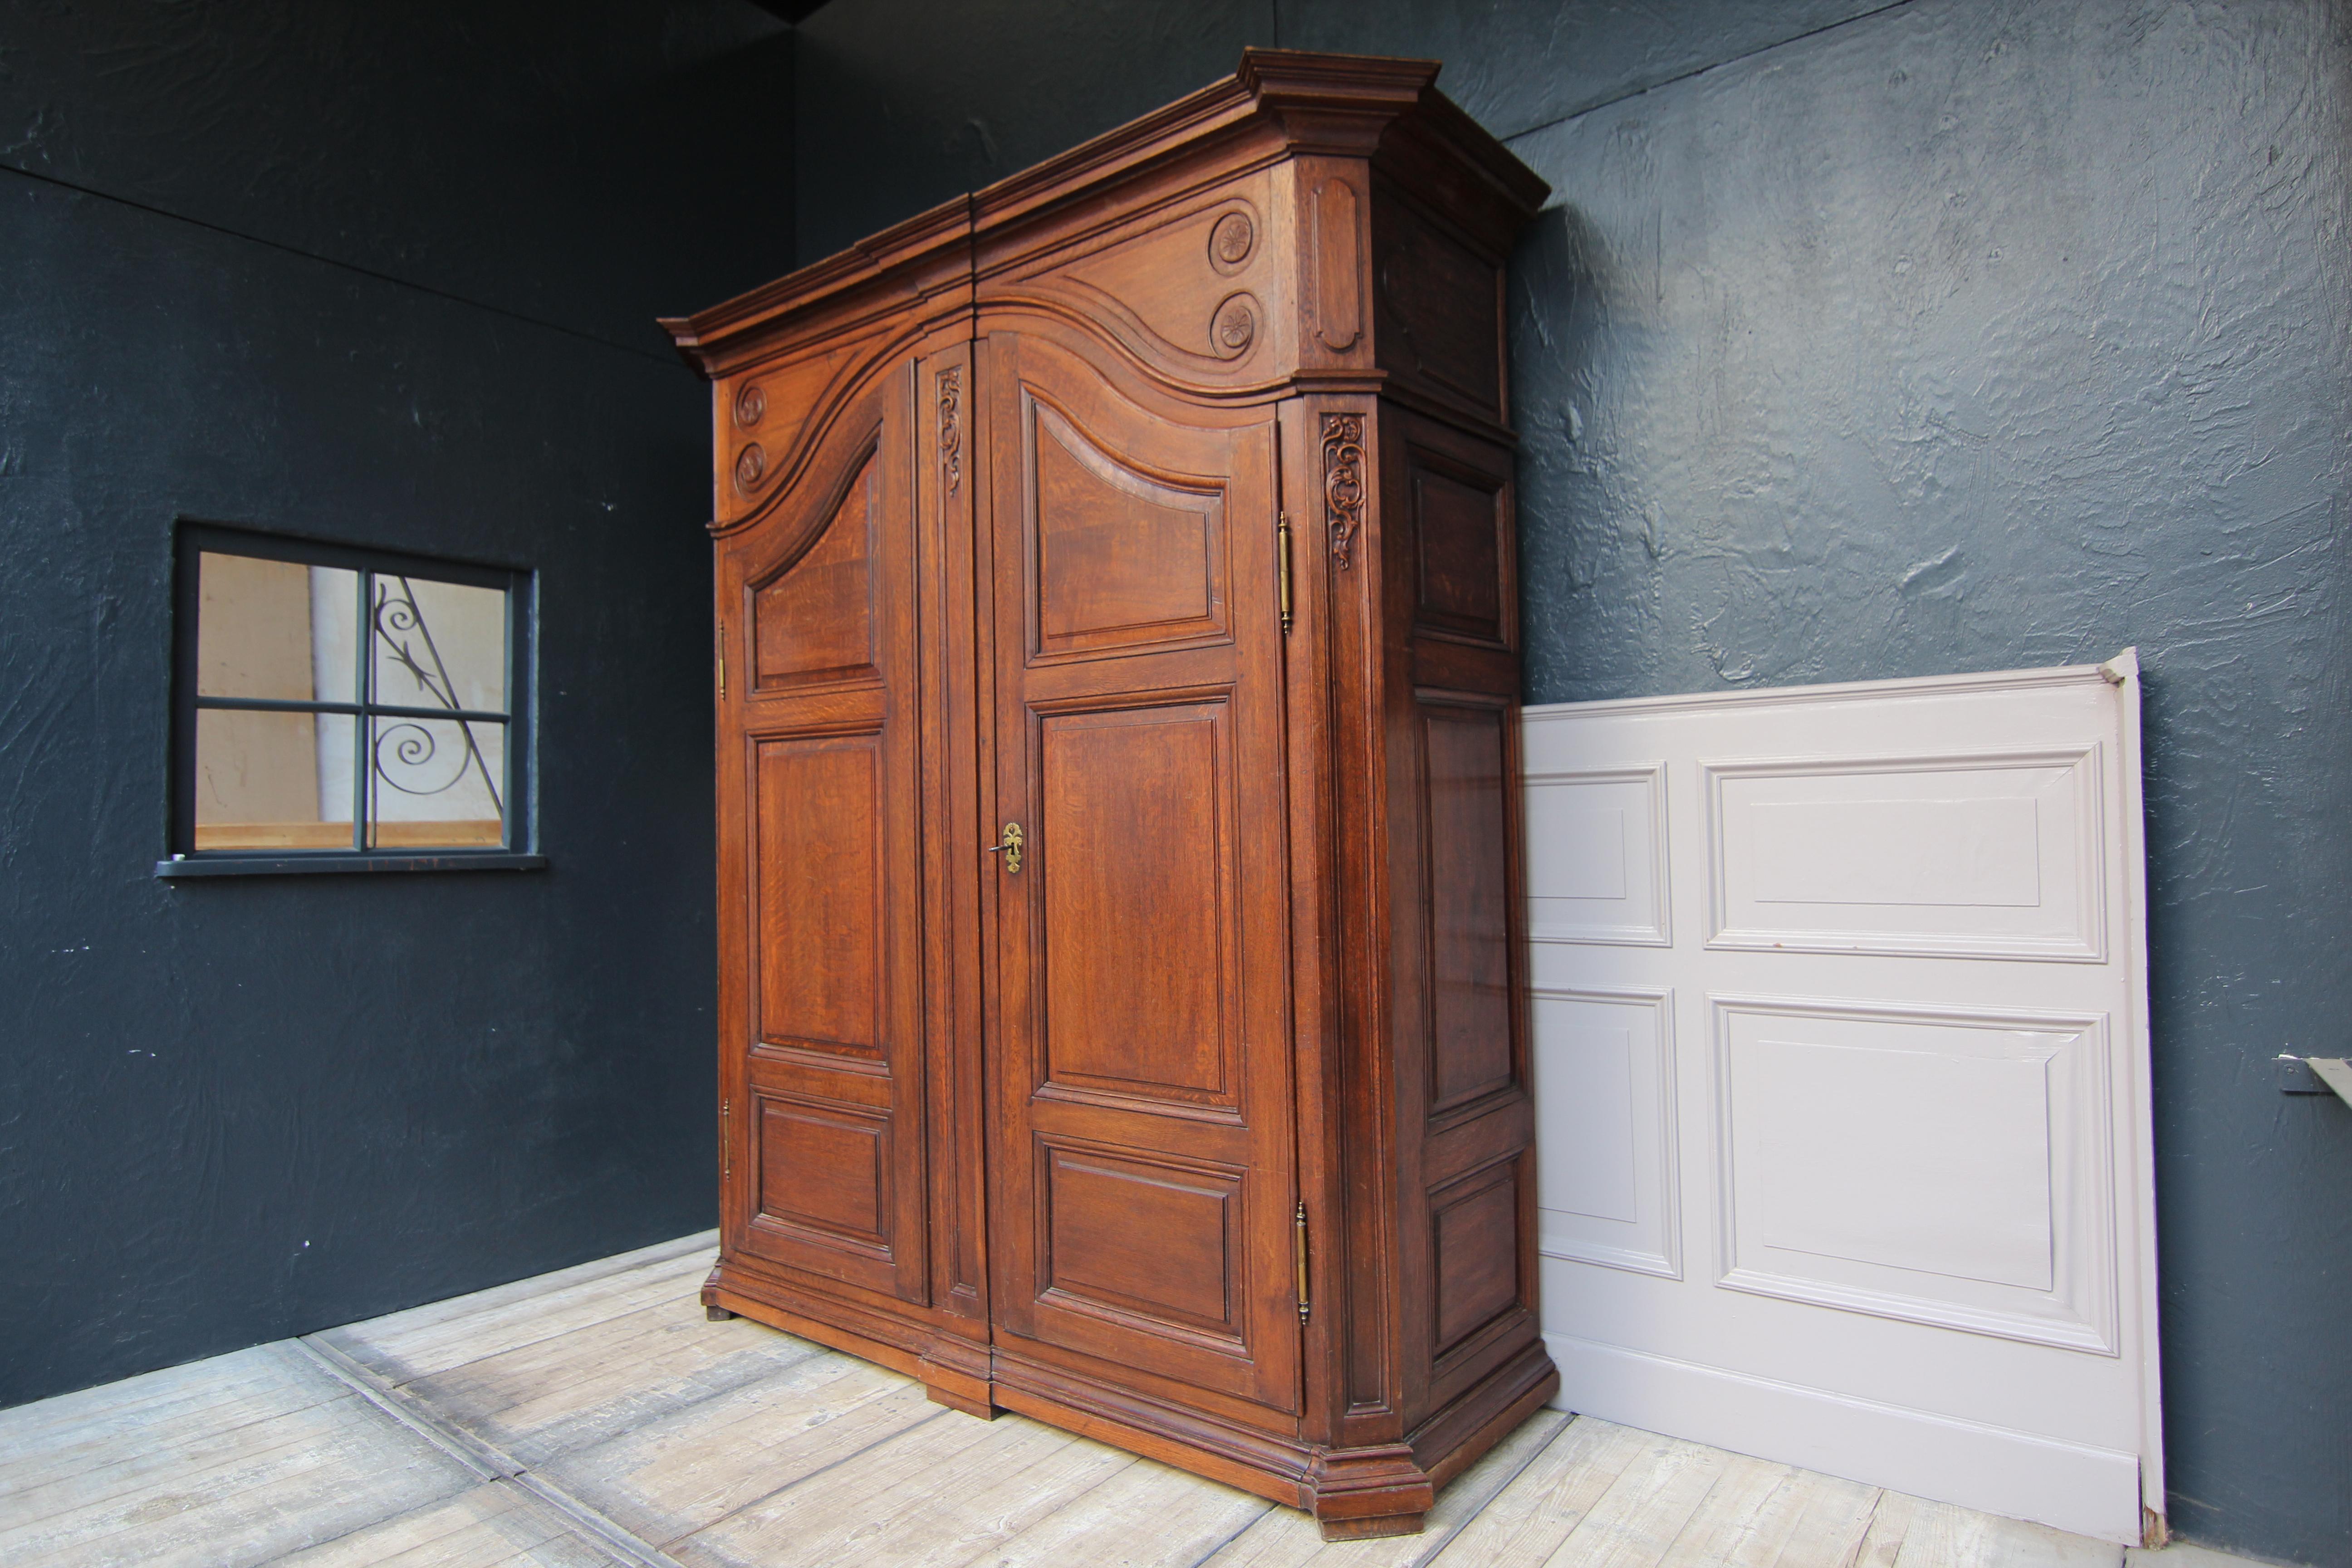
{"left": 1317, "top": 1511, "right": 1425, "bottom": 1542}
{"left": 924, "top": 1381, "right": 1002, "bottom": 1420}
{"left": 704, "top": 1304, "right": 736, "bottom": 1321}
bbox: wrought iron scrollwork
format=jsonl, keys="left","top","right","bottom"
{"left": 371, "top": 576, "right": 503, "bottom": 815}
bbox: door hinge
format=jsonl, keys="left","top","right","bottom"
{"left": 716, "top": 620, "right": 727, "bottom": 699}
{"left": 720, "top": 1097, "right": 731, "bottom": 1179}
{"left": 1294, "top": 1200, "right": 1310, "bottom": 1324}
{"left": 1277, "top": 511, "right": 1294, "bottom": 635}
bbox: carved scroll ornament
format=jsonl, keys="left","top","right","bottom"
{"left": 1321, "top": 412, "right": 1366, "bottom": 568}
{"left": 937, "top": 365, "right": 963, "bottom": 496}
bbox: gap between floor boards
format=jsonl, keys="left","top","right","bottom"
{"left": 290, "top": 1335, "right": 684, "bottom": 1568}
{"left": 297, "top": 1325, "right": 1582, "bottom": 1568}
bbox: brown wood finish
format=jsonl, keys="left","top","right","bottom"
{"left": 664, "top": 49, "right": 1551, "bottom": 1540}
{"left": 983, "top": 328, "right": 1300, "bottom": 1423}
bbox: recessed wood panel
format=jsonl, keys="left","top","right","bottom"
{"left": 1312, "top": 177, "right": 1362, "bottom": 351}
{"left": 1029, "top": 400, "right": 1225, "bottom": 657}
{"left": 1424, "top": 703, "right": 1514, "bottom": 1112}
{"left": 1431, "top": 1160, "right": 1522, "bottom": 1354}
{"left": 751, "top": 451, "right": 877, "bottom": 689}
{"left": 1043, "top": 1142, "right": 1239, "bottom": 1335}
{"left": 1053, "top": 185, "right": 1274, "bottom": 367}
{"left": 1040, "top": 702, "right": 1232, "bottom": 1105}
{"left": 1375, "top": 198, "right": 1504, "bottom": 417}
{"left": 1413, "top": 466, "right": 1505, "bottom": 645}
{"left": 755, "top": 734, "right": 882, "bottom": 1061}
{"left": 757, "top": 1097, "right": 890, "bottom": 1247}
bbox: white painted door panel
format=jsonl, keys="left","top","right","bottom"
{"left": 1525, "top": 657, "right": 2160, "bottom": 1546}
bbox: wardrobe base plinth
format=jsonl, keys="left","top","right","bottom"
{"left": 921, "top": 1360, "right": 1002, "bottom": 1421}
{"left": 705, "top": 1261, "right": 1558, "bottom": 1541}
{"left": 1316, "top": 1511, "right": 1426, "bottom": 1542}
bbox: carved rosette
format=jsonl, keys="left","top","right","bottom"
{"left": 1321, "top": 412, "right": 1366, "bottom": 568}
{"left": 937, "top": 366, "right": 963, "bottom": 496}
{"left": 1208, "top": 209, "right": 1256, "bottom": 274}
{"left": 733, "top": 381, "right": 766, "bottom": 428}
{"left": 1209, "top": 293, "right": 1259, "bottom": 360}
{"left": 733, "top": 442, "right": 767, "bottom": 493}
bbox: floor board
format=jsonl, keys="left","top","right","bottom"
{"left": 0, "top": 1238, "right": 2180, "bottom": 1568}
{"left": 273, "top": 1485, "right": 611, "bottom": 1568}
{"left": 671, "top": 1405, "right": 1132, "bottom": 1568}
{"left": 392, "top": 1304, "right": 828, "bottom": 1467}
{"left": 1200, "top": 1406, "right": 1572, "bottom": 1568}
{"left": 0, "top": 1349, "right": 481, "bottom": 1568}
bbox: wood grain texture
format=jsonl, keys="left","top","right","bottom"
{"left": 1202, "top": 1407, "right": 1571, "bottom": 1567}
{"left": 274, "top": 1485, "right": 612, "bottom": 1568}
{"left": 0, "top": 1239, "right": 2137, "bottom": 1568}
{"left": 671, "top": 48, "right": 1563, "bottom": 1527}
{"left": 316, "top": 1236, "right": 719, "bottom": 1385}
{"left": 0, "top": 1345, "right": 481, "bottom": 1568}
{"left": 983, "top": 328, "right": 1298, "bottom": 1425}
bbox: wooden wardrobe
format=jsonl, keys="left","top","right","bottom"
{"left": 662, "top": 51, "right": 1552, "bottom": 1540}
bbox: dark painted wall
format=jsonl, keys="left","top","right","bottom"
{"left": 1502, "top": 9, "right": 2350, "bottom": 1563}
{"left": 0, "top": 2, "right": 792, "bottom": 1406}
{"left": 786, "top": 2, "right": 2352, "bottom": 1562}
{"left": 0, "top": 0, "right": 797, "bottom": 351}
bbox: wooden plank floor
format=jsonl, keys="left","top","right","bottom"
{"left": 0, "top": 1235, "right": 2199, "bottom": 1568}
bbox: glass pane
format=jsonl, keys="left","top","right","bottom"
{"left": 368, "top": 715, "right": 506, "bottom": 848}
{"left": 194, "top": 708, "right": 357, "bottom": 851}
{"left": 370, "top": 575, "right": 506, "bottom": 715}
{"left": 197, "top": 553, "right": 360, "bottom": 701}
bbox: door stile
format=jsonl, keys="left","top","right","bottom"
{"left": 918, "top": 339, "right": 990, "bottom": 1328}
{"left": 970, "top": 331, "right": 1005, "bottom": 1349}
{"left": 715, "top": 505, "right": 749, "bottom": 1261}
{"left": 1278, "top": 395, "right": 1339, "bottom": 1443}
{"left": 1317, "top": 393, "right": 1407, "bottom": 1452}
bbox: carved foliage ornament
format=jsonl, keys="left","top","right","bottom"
{"left": 1321, "top": 412, "right": 1366, "bottom": 568}
{"left": 937, "top": 365, "right": 963, "bottom": 496}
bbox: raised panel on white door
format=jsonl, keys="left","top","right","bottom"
{"left": 1524, "top": 764, "right": 1669, "bottom": 946}
{"left": 1711, "top": 995, "right": 2118, "bottom": 1354}
{"left": 1704, "top": 748, "right": 2105, "bottom": 961}
{"left": 1533, "top": 986, "right": 1679, "bottom": 1279}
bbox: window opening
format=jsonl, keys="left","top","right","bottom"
{"left": 166, "top": 525, "right": 536, "bottom": 874}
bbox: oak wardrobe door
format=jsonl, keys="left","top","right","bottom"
{"left": 716, "top": 372, "right": 930, "bottom": 1307}
{"left": 979, "top": 329, "right": 1300, "bottom": 1420}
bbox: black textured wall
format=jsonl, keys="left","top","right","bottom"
{"left": 785, "top": 3, "right": 2352, "bottom": 1562}
{"left": 0, "top": 1, "right": 793, "bottom": 1406}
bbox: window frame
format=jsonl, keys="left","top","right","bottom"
{"left": 157, "top": 521, "right": 544, "bottom": 878}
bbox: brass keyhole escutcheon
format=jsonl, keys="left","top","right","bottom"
{"left": 986, "top": 821, "right": 1024, "bottom": 874}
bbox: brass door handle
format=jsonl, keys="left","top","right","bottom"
{"left": 984, "top": 821, "right": 1024, "bottom": 874}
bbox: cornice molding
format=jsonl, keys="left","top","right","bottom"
{"left": 661, "top": 49, "right": 1548, "bottom": 377}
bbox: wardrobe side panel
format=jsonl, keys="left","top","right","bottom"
{"left": 1369, "top": 177, "right": 1512, "bottom": 432}
{"left": 1377, "top": 407, "right": 1539, "bottom": 1428}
